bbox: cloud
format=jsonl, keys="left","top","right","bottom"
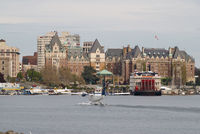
{"left": 0, "top": 0, "right": 200, "bottom": 66}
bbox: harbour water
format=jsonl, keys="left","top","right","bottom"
{"left": 0, "top": 95, "right": 200, "bottom": 134}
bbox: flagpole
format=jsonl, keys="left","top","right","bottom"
{"left": 154, "top": 34, "right": 159, "bottom": 48}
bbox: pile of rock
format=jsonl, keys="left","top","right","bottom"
{"left": 0, "top": 130, "right": 24, "bottom": 134}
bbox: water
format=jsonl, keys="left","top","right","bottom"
{"left": 0, "top": 95, "right": 200, "bottom": 134}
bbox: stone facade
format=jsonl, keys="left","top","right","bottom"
{"left": 37, "top": 31, "right": 57, "bottom": 71}
{"left": 45, "top": 34, "right": 67, "bottom": 68}
{"left": 0, "top": 39, "right": 20, "bottom": 78}
{"left": 67, "top": 45, "right": 90, "bottom": 75}
{"left": 83, "top": 41, "right": 94, "bottom": 54}
{"left": 37, "top": 32, "right": 90, "bottom": 76}
{"left": 37, "top": 31, "right": 80, "bottom": 71}
{"left": 22, "top": 52, "right": 37, "bottom": 72}
{"left": 106, "top": 49, "right": 122, "bottom": 75}
{"left": 89, "top": 39, "right": 105, "bottom": 71}
{"left": 106, "top": 45, "right": 195, "bottom": 85}
{"left": 36, "top": 32, "right": 195, "bottom": 86}
{"left": 60, "top": 32, "right": 80, "bottom": 47}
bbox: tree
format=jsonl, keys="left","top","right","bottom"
{"left": 40, "top": 66, "right": 59, "bottom": 86}
{"left": 161, "top": 77, "right": 172, "bottom": 86}
{"left": 181, "top": 63, "right": 187, "bottom": 85}
{"left": 26, "top": 69, "right": 42, "bottom": 82}
{"left": 0, "top": 73, "right": 6, "bottom": 83}
{"left": 142, "top": 61, "right": 146, "bottom": 71}
{"left": 81, "top": 66, "right": 99, "bottom": 84}
{"left": 195, "top": 67, "right": 200, "bottom": 85}
{"left": 41, "top": 66, "right": 85, "bottom": 87}
{"left": 17, "top": 72, "right": 23, "bottom": 81}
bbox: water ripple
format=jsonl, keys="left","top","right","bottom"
{"left": 109, "top": 104, "right": 200, "bottom": 114}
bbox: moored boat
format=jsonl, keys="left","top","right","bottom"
{"left": 130, "top": 71, "right": 162, "bottom": 96}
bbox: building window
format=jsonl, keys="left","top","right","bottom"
{"left": 2, "top": 61, "right": 4, "bottom": 64}
{"left": 2, "top": 67, "right": 4, "bottom": 70}
{"left": 134, "top": 64, "right": 137, "bottom": 70}
{"left": 96, "top": 55, "right": 100, "bottom": 58}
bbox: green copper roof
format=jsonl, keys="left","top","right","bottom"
{"left": 97, "top": 69, "right": 113, "bottom": 76}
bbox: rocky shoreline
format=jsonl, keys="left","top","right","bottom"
{"left": 0, "top": 131, "right": 24, "bottom": 134}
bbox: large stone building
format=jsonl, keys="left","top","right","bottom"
{"left": 67, "top": 45, "right": 90, "bottom": 75}
{"left": 45, "top": 34, "right": 67, "bottom": 68}
{"left": 37, "top": 32, "right": 91, "bottom": 76}
{"left": 36, "top": 31, "right": 194, "bottom": 86}
{"left": 89, "top": 39, "right": 105, "bottom": 71}
{"left": 22, "top": 52, "right": 37, "bottom": 72}
{"left": 37, "top": 31, "right": 80, "bottom": 71}
{"left": 106, "top": 45, "right": 195, "bottom": 85}
{"left": 0, "top": 39, "right": 20, "bottom": 78}
{"left": 37, "top": 32, "right": 56, "bottom": 71}
{"left": 106, "top": 49, "right": 123, "bottom": 75}
{"left": 60, "top": 32, "right": 80, "bottom": 47}
{"left": 83, "top": 41, "right": 94, "bottom": 54}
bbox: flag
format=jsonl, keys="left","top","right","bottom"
{"left": 155, "top": 35, "right": 159, "bottom": 40}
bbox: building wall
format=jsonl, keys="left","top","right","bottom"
{"left": 22, "top": 52, "right": 37, "bottom": 72}
{"left": 45, "top": 44, "right": 67, "bottom": 68}
{"left": 83, "top": 41, "right": 93, "bottom": 54}
{"left": 37, "top": 32, "right": 56, "bottom": 71}
{"left": 0, "top": 40, "right": 20, "bottom": 78}
{"left": 37, "top": 31, "right": 80, "bottom": 71}
{"left": 23, "top": 65, "right": 38, "bottom": 72}
{"left": 106, "top": 58, "right": 122, "bottom": 75}
{"left": 67, "top": 60, "right": 90, "bottom": 76}
{"left": 90, "top": 48, "right": 105, "bottom": 71}
{"left": 60, "top": 32, "right": 80, "bottom": 47}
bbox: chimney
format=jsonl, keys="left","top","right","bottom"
{"left": 123, "top": 46, "right": 127, "bottom": 57}
{"left": 127, "top": 44, "right": 131, "bottom": 52}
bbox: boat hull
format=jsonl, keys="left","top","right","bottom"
{"left": 134, "top": 90, "right": 161, "bottom": 96}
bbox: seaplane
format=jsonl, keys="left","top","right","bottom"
{"left": 88, "top": 86, "right": 105, "bottom": 105}
{"left": 83, "top": 69, "right": 112, "bottom": 105}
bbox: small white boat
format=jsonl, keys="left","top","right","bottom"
{"left": 113, "top": 92, "right": 130, "bottom": 96}
{"left": 54, "top": 88, "right": 72, "bottom": 95}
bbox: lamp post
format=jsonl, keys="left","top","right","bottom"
{"left": 97, "top": 69, "right": 113, "bottom": 95}
{"left": 194, "top": 75, "right": 198, "bottom": 95}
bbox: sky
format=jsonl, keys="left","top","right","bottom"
{"left": 0, "top": 0, "right": 200, "bottom": 66}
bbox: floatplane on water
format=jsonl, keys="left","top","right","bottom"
{"left": 87, "top": 69, "right": 113, "bottom": 105}
{"left": 88, "top": 86, "right": 105, "bottom": 105}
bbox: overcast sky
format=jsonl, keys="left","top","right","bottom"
{"left": 0, "top": 0, "right": 200, "bottom": 66}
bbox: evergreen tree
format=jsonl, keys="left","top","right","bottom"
{"left": 0, "top": 73, "right": 6, "bottom": 83}
{"left": 81, "top": 66, "right": 99, "bottom": 84}
{"left": 17, "top": 72, "right": 23, "bottom": 81}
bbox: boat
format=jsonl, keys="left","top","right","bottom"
{"left": 29, "top": 87, "right": 43, "bottom": 95}
{"left": 70, "top": 91, "right": 87, "bottom": 96}
{"left": 130, "top": 71, "right": 162, "bottom": 96}
{"left": 0, "top": 83, "right": 21, "bottom": 95}
{"left": 113, "top": 92, "right": 130, "bottom": 96}
{"left": 54, "top": 88, "right": 72, "bottom": 95}
{"left": 48, "top": 88, "right": 73, "bottom": 95}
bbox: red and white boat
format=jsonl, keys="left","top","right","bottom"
{"left": 130, "top": 71, "right": 162, "bottom": 96}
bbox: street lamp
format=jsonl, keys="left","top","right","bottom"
{"left": 194, "top": 75, "right": 198, "bottom": 94}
